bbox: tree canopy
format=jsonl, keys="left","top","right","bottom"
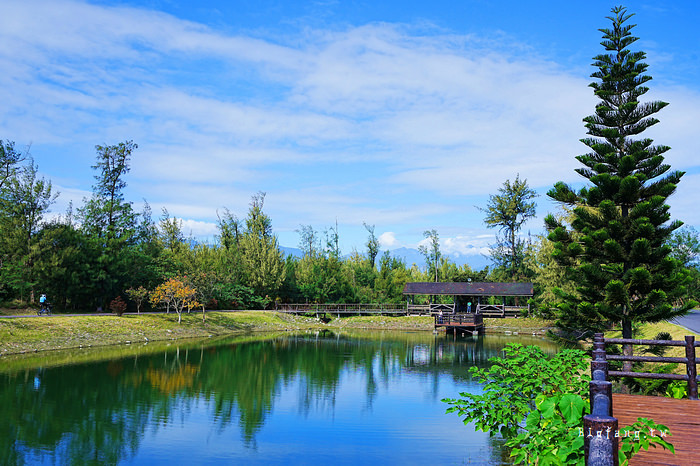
{"left": 481, "top": 175, "right": 537, "bottom": 280}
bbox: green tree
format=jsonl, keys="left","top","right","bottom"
{"left": 324, "top": 219, "right": 340, "bottom": 260}
{"left": 216, "top": 207, "right": 241, "bottom": 251}
{"left": 418, "top": 229, "right": 441, "bottom": 282}
{"left": 667, "top": 226, "right": 700, "bottom": 306}
{"left": 481, "top": 175, "right": 537, "bottom": 280}
{"left": 78, "top": 141, "right": 140, "bottom": 308}
{"left": 546, "top": 7, "right": 696, "bottom": 343}
{"left": 34, "top": 220, "right": 99, "bottom": 310}
{"left": 79, "top": 141, "right": 138, "bottom": 239}
{"left": 668, "top": 226, "right": 700, "bottom": 269}
{"left": 159, "top": 208, "right": 186, "bottom": 254}
{"left": 239, "top": 192, "right": 284, "bottom": 304}
{"left": 215, "top": 207, "right": 244, "bottom": 283}
{"left": 0, "top": 162, "right": 58, "bottom": 301}
{"left": 125, "top": 286, "right": 150, "bottom": 314}
{"left": 296, "top": 224, "right": 319, "bottom": 259}
{"left": 374, "top": 251, "right": 410, "bottom": 303}
{"left": 0, "top": 140, "right": 25, "bottom": 191}
{"left": 363, "top": 222, "right": 380, "bottom": 269}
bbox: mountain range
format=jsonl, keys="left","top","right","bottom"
{"left": 279, "top": 246, "right": 491, "bottom": 271}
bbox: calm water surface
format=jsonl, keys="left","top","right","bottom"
{"left": 1, "top": 330, "right": 559, "bottom": 465}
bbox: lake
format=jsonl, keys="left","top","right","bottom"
{"left": 0, "top": 330, "right": 559, "bottom": 465}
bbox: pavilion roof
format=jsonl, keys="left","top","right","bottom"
{"left": 402, "top": 282, "right": 534, "bottom": 297}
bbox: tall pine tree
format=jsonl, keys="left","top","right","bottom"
{"left": 546, "top": 6, "right": 695, "bottom": 341}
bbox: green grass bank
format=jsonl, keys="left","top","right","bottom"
{"left": 0, "top": 311, "right": 556, "bottom": 356}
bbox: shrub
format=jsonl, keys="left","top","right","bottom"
{"left": 109, "top": 296, "right": 127, "bottom": 316}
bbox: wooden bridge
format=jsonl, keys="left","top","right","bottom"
{"left": 434, "top": 313, "right": 484, "bottom": 336}
{"left": 585, "top": 333, "right": 700, "bottom": 465}
{"left": 275, "top": 303, "right": 413, "bottom": 316}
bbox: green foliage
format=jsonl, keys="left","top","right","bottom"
{"left": 619, "top": 418, "right": 674, "bottom": 465}
{"left": 363, "top": 223, "right": 380, "bottom": 269}
{"left": 443, "top": 344, "right": 590, "bottom": 438}
{"left": 239, "top": 192, "right": 284, "bottom": 301}
{"left": 665, "top": 381, "right": 687, "bottom": 399}
{"left": 444, "top": 343, "right": 674, "bottom": 464}
{"left": 546, "top": 7, "right": 697, "bottom": 340}
{"left": 0, "top": 157, "right": 58, "bottom": 302}
{"left": 509, "top": 393, "right": 586, "bottom": 464}
{"left": 481, "top": 175, "right": 538, "bottom": 280}
{"left": 418, "top": 229, "right": 441, "bottom": 282}
{"left": 125, "top": 286, "right": 150, "bottom": 314}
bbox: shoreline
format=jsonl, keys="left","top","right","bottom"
{"left": 0, "top": 311, "right": 555, "bottom": 357}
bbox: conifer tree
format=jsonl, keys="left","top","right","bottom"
{"left": 240, "top": 192, "right": 284, "bottom": 302}
{"left": 546, "top": 6, "right": 696, "bottom": 341}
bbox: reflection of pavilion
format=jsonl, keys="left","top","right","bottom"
{"left": 403, "top": 282, "right": 534, "bottom": 317}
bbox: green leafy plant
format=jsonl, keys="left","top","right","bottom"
{"left": 509, "top": 392, "right": 586, "bottom": 464}
{"left": 443, "top": 344, "right": 590, "bottom": 441}
{"left": 665, "top": 381, "right": 687, "bottom": 399}
{"left": 443, "top": 344, "right": 674, "bottom": 464}
{"left": 619, "top": 418, "right": 674, "bottom": 465}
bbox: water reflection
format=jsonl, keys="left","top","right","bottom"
{"left": 0, "top": 331, "right": 557, "bottom": 465}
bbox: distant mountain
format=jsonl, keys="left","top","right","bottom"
{"left": 387, "top": 247, "right": 490, "bottom": 271}
{"left": 280, "top": 245, "right": 490, "bottom": 271}
{"left": 280, "top": 246, "right": 303, "bottom": 259}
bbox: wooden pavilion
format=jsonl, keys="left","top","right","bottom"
{"left": 402, "top": 282, "right": 534, "bottom": 318}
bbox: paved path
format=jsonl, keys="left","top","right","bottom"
{"left": 669, "top": 309, "right": 700, "bottom": 335}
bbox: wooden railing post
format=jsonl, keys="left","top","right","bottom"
{"left": 583, "top": 409, "right": 618, "bottom": 466}
{"left": 685, "top": 335, "right": 698, "bottom": 400}
{"left": 585, "top": 333, "right": 618, "bottom": 465}
{"left": 585, "top": 379, "right": 618, "bottom": 465}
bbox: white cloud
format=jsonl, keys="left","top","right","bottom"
{"left": 180, "top": 219, "right": 219, "bottom": 238}
{"left": 442, "top": 235, "right": 491, "bottom": 257}
{"left": 378, "top": 232, "right": 398, "bottom": 248}
{"left": 2, "top": 0, "right": 697, "bottom": 251}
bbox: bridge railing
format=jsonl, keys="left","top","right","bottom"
{"left": 475, "top": 304, "right": 524, "bottom": 318}
{"left": 434, "top": 313, "right": 483, "bottom": 326}
{"left": 275, "top": 303, "right": 408, "bottom": 315}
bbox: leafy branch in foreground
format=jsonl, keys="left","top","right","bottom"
{"left": 443, "top": 344, "right": 673, "bottom": 464}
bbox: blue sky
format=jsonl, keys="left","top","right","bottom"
{"left": 2, "top": 0, "right": 699, "bottom": 260}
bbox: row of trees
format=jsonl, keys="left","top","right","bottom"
{"left": 0, "top": 141, "right": 484, "bottom": 311}
{"left": 0, "top": 129, "right": 697, "bottom": 320}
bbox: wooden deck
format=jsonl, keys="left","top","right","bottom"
{"left": 613, "top": 393, "right": 700, "bottom": 465}
{"left": 434, "top": 313, "right": 484, "bottom": 335}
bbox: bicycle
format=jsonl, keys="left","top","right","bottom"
{"left": 37, "top": 303, "right": 53, "bottom": 316}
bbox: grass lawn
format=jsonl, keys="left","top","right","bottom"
{"left": 0, "top": 311, "right": 325, "bottom": 355}
{"left": 0, "top": 311, "right": 560, "bottom": 356}
{"left": 605, "top": 321, "right": 700, "bottom": 359}
{"left": 2, "top": 308, "right": 695, "bottom": 359}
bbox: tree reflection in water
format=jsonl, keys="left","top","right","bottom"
{"left": 0, "top": 331, "right": 558, "bottom": 465}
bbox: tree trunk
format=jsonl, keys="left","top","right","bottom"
{"left": 621, "top": 317, "right": 633, "bottom": 394}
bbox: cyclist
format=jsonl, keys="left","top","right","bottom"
{"left": 38, "top": 294, "right": 51, "bottom": 315}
